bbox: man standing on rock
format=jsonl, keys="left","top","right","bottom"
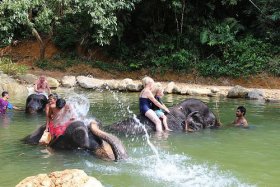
{"left": 0, "top": 91, "right": 20, "bottom": 114}
{"left": 34, "top": 75, "right": 51, "bottom": 97}
{"left": 233, "top": 106, "right": 248, "bottom": 128}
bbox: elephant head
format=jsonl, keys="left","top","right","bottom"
{"left": 22, "top": 120, "right": 127, "bottom": 161}
{"left": 25, "top": 94, "right": 48, "bottom": 114}
{"left": 176, "top": 98, "right": 221, "bottom": 131}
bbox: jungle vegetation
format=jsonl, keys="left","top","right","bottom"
{"left": 0, "top": 0, "right": 279, "bottom": 77}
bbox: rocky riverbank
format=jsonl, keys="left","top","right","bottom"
{"left": 0, "top": 72, "right": 279, "bottom": 102}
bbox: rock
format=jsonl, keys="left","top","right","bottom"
{"left": 127, "top": 83, "right": 143, "bottom": 92}
{"left": 247, "top": 89, "right": 265, "bottom": 100}
{"left": 18, "top": 74, "right": 38, "bottom": 84}
{"left": 103, "top": 79, "right": 119, "bottom": 90}
{"left": 77, "top": 76, "right": 104, "bottom": 89}
{"left": 47, "top": 77, "right": 60, "bottom": 88}
{"left": 210, "top": 87, "right": 220, "bottom": 93}
{"left": 118, "top": 78, "right": 133, "bottom": 91}
{"left": 16, "top": 169, "right": 103, "bottom": 187}
{"left": 180, "top": 87, "right": 189, "bottom": 95}
{"left": 0, "top": 82, "right": 28, "bottom": 97}
{"left": 188, "top": 88, "right": 212, "bottom": 96}
{"left": 227, "top": 85, "right": 249, "bottom": 98}
{"left": 165, "top": 82, "right": 180, "bottom": 94}
{"left": 61, "top": 76, "right": 76, "bottom": 88}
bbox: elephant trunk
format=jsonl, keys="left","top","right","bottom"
{"left": 186, "top": 111, "right": 204, "bottom": 131}
{"left": 90, "top": 122, "right": 128, "bottom": 161}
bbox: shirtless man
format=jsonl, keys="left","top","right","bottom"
{"left": 233, "top": 106, "right": 248, "bottom": 128}
{"left": 34, "top": 75, "right": 51, "bottom": 97}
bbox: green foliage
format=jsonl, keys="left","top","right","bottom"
{"left": 266, "top": 57, "right": 280, "bottom": 76}
{"left": 53, "top": 22, "right": 79, "bottom": 50}
{"left": 200, "top": 18, "right": 244, "bottom": 46}
{"left": 0, "top": 0, "right": 138, "bottom": 47}
{"left": 0, "top": 57, "right": 28, "bottom": 75}
{"left": 197, "top": 36, "right": 275, "bottom": 77}
{"left": 91, "top": 61, "right": 129, "bottom": 72}
{"left": 151, "top": 49, "right": 195, "bottom": 72}
{"left": 35, "top": 54, "right": 80, "bottom": 70}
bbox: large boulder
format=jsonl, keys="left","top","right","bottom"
{"left": 61, "top": 76, "right": 77, "bottom": 88}
{"left": 47, "top": 77, "right": 60, "bottom": 89}
{"left": 164, "top": 82, "right": 180, "bottom": 94}
{"left": 227, "top": 85, "right": 249, "bottom": 98}
{"left": 18, "top": 74, "right": 38, "bottom": 84}
{"left": 118, "top": 78, "right": 133, "bottom": 91}
{"left": 77, "top": 76, "right": 104, "bottom": 89}
{"left": 16, "top": 169, "right": 103, "bottom": 187}
{"left": 247, "top": 89, "right": 265, "bottom": 100}
{"left": 0, "top": 73, "right": 28, "bottom": 97}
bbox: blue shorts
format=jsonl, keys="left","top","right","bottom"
{"left": 155, "top": 109, "right": 164, "bottom": 117}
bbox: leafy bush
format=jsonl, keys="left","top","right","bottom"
{"left": 91, "top": 61, "right": 129, "bottom": 72}
{"left": 197, "top": 58, "right": 225, "bottom": 77}
{"left": 151, "top": 49, "right": 195, "bottom": 72}
{"left": 53, "top": 23, "right": 80, "bottom": 50}
{"left": 197, "top": 36, "right": 274, "bottom": 77}
{"left": 0, "top": 57, "right": 28, "bottom": 75}
{"left": 266, "top": 57, "right": 280, "bottom": 76}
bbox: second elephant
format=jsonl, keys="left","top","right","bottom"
{"left": 107, "top": 98, "right": 221, "bottom": 135}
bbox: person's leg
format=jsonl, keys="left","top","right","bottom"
{"left": 145, "top": 110, "right": 163, "bottom": 132}
{"left": 161, "top": 115, "right": 172, "bottom": 131}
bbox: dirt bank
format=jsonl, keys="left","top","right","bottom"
{"left": 1, "top": 39, "right": 280, "bottom": 90}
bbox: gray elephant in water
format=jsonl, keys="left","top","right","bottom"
{"left": 25, "top": 94, "right": 48, "bottom": 114}
{"left": 23, "top": 120, "right": 127, "bottom": 161}
{"left": 107, "top": 98, "right": 221, "bottom": 135}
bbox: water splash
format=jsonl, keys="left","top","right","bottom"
{"left": 104, "top": 87, "right": 161, "bottom": 161}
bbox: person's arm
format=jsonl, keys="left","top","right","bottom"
{"left": 7, "top": 102, "right": 21, "bottom": 110}
{"left": 242, "top": 119, "right": 248, "bottom": 128}
{"left": 45, "top": 104, "right": 51, "bottom": 131}
{"left": 12, "top": 106, "right": 20, "bottom": 110}
{"left": 147, "top": 92, "right": 170, "bottom": 113}
{"left": 46, "top": 82, "right": 51, "bottom": 94}
{"left": 34, "top": 81, "right": 40, "bottom": 93}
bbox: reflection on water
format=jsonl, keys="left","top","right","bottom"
{"left": 0, "top": 89, "right": 279, "bottom": 187}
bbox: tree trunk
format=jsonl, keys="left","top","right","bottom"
{"left": 32, "top": 28, "right": 45, "bottom": 59}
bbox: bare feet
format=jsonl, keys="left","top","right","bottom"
{"left": 165, "top": 128, "right": 173, "bottom": 131}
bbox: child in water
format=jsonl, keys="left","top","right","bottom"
{"left": 152, "top": 85, "right": 172, "bottom": 131}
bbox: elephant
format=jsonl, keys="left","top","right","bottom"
{"left": 22, "top": 120, "right": 128, "bottom": 161}
{"left": 107, "top": 98, "right": 221, "bottom": 135}
{"left": 25, "top": 94, "right": 48, "bottom": 114}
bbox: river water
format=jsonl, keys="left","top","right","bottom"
{"left": 0, "top": 89, "right": 279, "bottom": 187}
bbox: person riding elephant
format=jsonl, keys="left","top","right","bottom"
{"left": 23, "top": 119, "right": 128, "bottom": 161}
{"left": 23, "top": 95, "right": 127, "bottom": 161}
{"left": 107, "top": 98, "right": 221, "bottom": 135}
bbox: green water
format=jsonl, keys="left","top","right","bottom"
{"left": 0, "top": 90, "right": 279, "bottom": 187}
